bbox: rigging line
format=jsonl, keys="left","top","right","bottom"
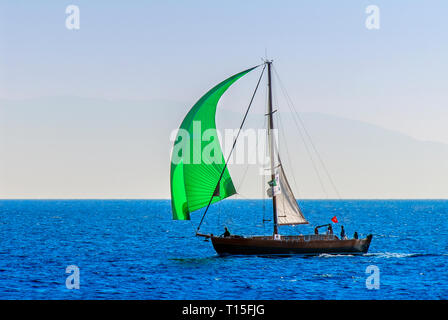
{"left": 189, "top": 219, "right": 198, "bottom": 236}
{"left": 272, "top": 66, "right": 333, "bottom": 199}
{"left": 273, "top": 66, "right": 342, "bottom": 200}
{"left": 271, "top": 67, "right": 328, "bottom": 198}
{"left": 276, "top": 113, "right": 309, "bottom": 218}
{"left": 262, "top": 87, "right": 268, "bottom": 226}
{"left": 196, "top": 64, "right": 267, "bottom": 234}
{"left": 274, "top": 113, "right": 290, "bottom": 213}
{"left": 276, "top": 112, "right": 302, "bottom": 199}
{"left": 236, "top": 96, "right": 267, "bottom": 192}
{"left": 279, "top": 92, "right": 329, "bottom": 198}
{"left": 236, "top": 160, "right": 250, "bottom": 191}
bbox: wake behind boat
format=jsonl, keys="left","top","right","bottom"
{"left": 170, "top": 60, "right": 372, "bottom": 256}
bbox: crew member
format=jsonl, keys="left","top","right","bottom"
{"left": 222, "top": 227, "right": 230, "bottom": 237}
{"left": 340, "top": 226, "right": 347, "bottom": 239}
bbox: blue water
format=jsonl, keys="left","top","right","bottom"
{"left": 0, "top": 199, "right": 447, "bottom": 299}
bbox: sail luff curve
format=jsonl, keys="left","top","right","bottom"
{"left": 170, "top": 66, "right": 258, "bottom": 220}
{"left": 275, "top": 163, "right": 308, "bottom": 225}
{"left": 266, "top": 156, "right": 309, "bottom": 225}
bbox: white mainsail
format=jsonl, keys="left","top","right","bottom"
{"left": 267, "top": 162, "right": 308, "bottom": 225}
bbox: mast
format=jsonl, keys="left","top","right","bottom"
{"left": 266, "top": 60, "right": 279, "bottom": 235}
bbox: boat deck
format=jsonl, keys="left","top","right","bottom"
{"left": 248, "top": 234, "right": 340, "bottom": 241}
{"left": 210, "top": 234, "right": 373, "bottom": 255}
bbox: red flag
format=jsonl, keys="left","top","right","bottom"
{"left": 331, "top": 216, "right": 338, "bottom": 223}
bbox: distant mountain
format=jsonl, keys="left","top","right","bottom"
{"left": 1, "top": 97, "right": 447, "bottom": 199}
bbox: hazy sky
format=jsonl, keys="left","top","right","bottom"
{"left": 1, "top": 1, "right": 447, "bottom": 198}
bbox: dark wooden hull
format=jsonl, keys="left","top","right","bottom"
{"left": 211, "top": 234, "right": 373, "bottom": 256}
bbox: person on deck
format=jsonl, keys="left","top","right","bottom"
{"left": 222, "top": 227, "right": 230, "bottom": 237}
{"left": 340, "top": 226, "right": 347, "bottom": 240}
{"left": 326, "top": 225, "right": 333, "bottom": 235}
{"left": 354, "top": 231, "right": 358, "bottom": 239}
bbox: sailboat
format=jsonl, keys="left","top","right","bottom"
{"left": 170, "top": 61, "right": 372, "bottom": 255}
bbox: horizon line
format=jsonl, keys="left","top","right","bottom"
{"left": 1, "top": 198, "right": 448, "bottom": 201}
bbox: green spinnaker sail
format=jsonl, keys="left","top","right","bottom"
{"left": 170, "top": 66, "right": 257, "bottom": 220}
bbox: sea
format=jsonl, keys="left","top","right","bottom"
{"left": 0, "top": 199, "right": 446, "bottom": 300}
